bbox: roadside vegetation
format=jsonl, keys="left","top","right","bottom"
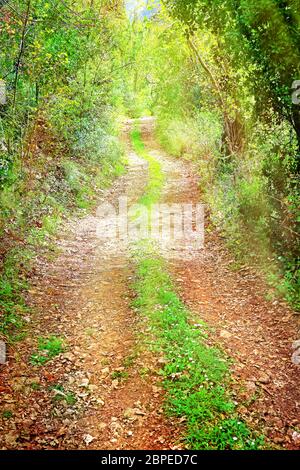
{"left": 0, "top": 1, "right": 127, "bottom": 341}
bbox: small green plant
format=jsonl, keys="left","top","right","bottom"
{"left": 2, "top": 410, "right": 13, "bottom": 419}
{"left": 139, "top": 366, "right": 151, "bottom": 377}
{"left": 122, "top": 353, "right": 138, "bottom": 368}
{"left": 189, "top": 418, "right": 265, "bottom": 450}
{"left": 30, "top": 335, "right": 64, "bottom": 365}
{"left": 50, "top": 385, "right": 77, "bottom": 406}
{"left": 111, "top": 370, "right": 129, "bottom": 380}
{"left": 30, "top": 382, "right": 41, "bottom": 390}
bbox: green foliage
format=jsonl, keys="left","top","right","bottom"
{"left": 111, "top": 370, "right": 129, "bottom": 380}
{"left": 132, "top": 244, "right": 264, "bottom": 449}
{"left": 127, "top": 2, "right": 299, "bottom": 309}
{"left": 164, "top": 0, "right": 300, "bottom": 136}
{"left": 0, "top": 247, "right": 34, "bottom": 340}
{"left": 30, "top": 381, "right": 41, "bottom": 390}
{"left": 30, "top": 335, "right": 64, "bottom": 365}
{"left": 0, "top": 1, "right": 128, "bottom": 340}
{"left": 50, "top": 385, "right": 77, "bottom": 406}
{"left": 2, "top": 410, "right": 13, "bottom": 419}
{"left": 0, "top": 0, "right": 126, "bottom": 218}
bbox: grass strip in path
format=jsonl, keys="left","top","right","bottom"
{"left": 130, "top": 127, "right": 164, "bottom": 207}
{"left": 130, "top": 123, "right": 264, "bottom": 450}
{"left": 132, "top": 244, "right": 264, "bottom": 450}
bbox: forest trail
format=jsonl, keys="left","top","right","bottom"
{"left": 0, "top": 118, "right": 299, "bottom": 450}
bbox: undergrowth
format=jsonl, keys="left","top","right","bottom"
{"left": 0, "top": 114, "right": 125, "bottom": 342}
{"left": 156, "top": 113, "right": 300, "bottom": 311}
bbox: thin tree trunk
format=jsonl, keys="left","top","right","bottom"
{"left": 12, "top": 0, "right": 31, "bottom": 110}
{"left": 187, "top": 37, "right": 235, "bottom": 155}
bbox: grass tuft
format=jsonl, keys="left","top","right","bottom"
{"left": 130, "top": 127, "right": 164, "bottom": 207}
{"left": 30, "top": 335, "right": 64, "bottom": 366}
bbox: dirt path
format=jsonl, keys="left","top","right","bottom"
{"left": 0, "top": 118, "right": 299, "bottom": 450}
{"left": 0, "top": 120, "right": 180, "bottom": 450}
